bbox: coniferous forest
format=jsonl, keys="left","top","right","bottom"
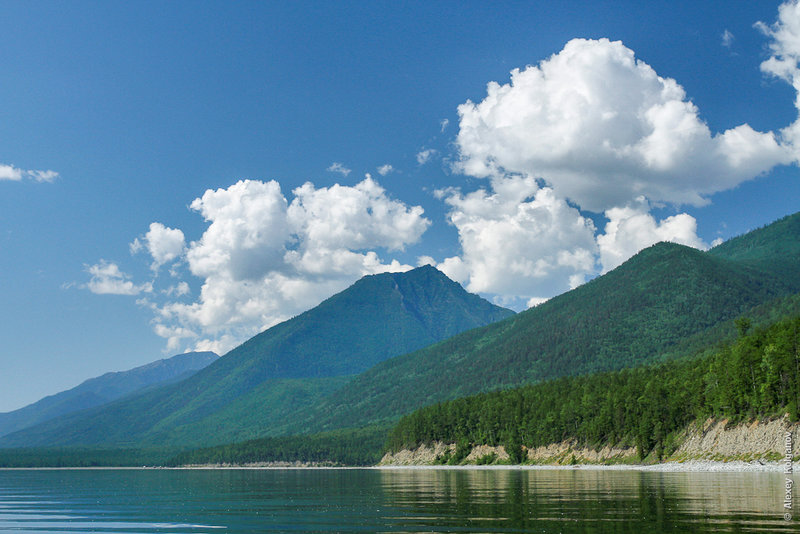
{"left": 165, "top": 425, "right": 389, "bottom": 467}
{"left": 1, "top": 213, "right": 798, "bottom": 467}
{"left": 386, "top": 316, "right": 800, "bottom": 461}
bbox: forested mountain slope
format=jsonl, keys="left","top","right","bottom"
{"left": 709, "top": 211, "right": 800, "bottom": 289}
{"left": 287, "top": 237, "right": 797, "bottom": 434}
{"left": 386, "top": 315, "right": 800, "bottom": 463}
{"left": 0, "top": 266, "right": 512, "bottom": 447}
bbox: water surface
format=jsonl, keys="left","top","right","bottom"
{"left": 0, "top": 467, "right": 796, "bottom": 532}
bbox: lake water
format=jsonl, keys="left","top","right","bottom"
{"left": 0, "top": 467, "right": 797, "bottom": 533}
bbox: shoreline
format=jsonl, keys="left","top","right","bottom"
{"left": 374, "top": 460, "right": 799, "bottom": 472}
{"left": 2, "top": 460, "right": 798, "bottom": 472}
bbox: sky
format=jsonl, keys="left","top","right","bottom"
{"left": 1, "top": 0, "right": 800, "bottom": 412}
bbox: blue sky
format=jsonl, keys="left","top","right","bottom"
{"left": 1, "top": 0, "right": 799, "bottom": 412}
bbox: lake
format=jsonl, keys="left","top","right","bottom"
{"left": 0, "top": 467, "right": 796, "bottom": 533}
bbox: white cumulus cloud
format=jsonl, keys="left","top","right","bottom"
{"left": 0, "top": 164, "right": 22, "bottom": 181}
{"left": 85, "top": 261, "right": 152, "bottom": 296}
{"left": 28, "top": 170, "right": 59, "bottom": 183}
{"left": 437, "top": 174, "right": 597, "bottom": 304}
{"left": 186, "top": 180, "right": 291, "bottom": 281}
{"left": 596, "top": 199, "right": 708, "bottom": 273}
{"left": 455, "top": 37, "right": 791, "bottom": 212}
{"left": 433, "top": 28, "right": 800, "bottom": 307}
{"left": 131, "top": 222, "right": 186, "bottom": 272}
{"left": 758, "top": 0, "right": 800, "bottom": 156}
{"left": 288, "top": 176, "right": 429, "bottom": 255}
{"left": 114, "top": 177, "right": 430, "bottom": 354}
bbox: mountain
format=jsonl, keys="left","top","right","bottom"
{"left": 0, "top": 351, "right": 218, "bottom": 439}
{"left": 163, "top": 214, "right": 800, "bottom": 468}
{"left": 0, "top": 266, "right": 513, "bottom": 448}
{"left": 281, "top": 221, "right": 800, "bottom": 434}
{"left": 708, "top": 211, "right": 800, "bottom": 290}
{"left": 383, "top": 314, "right": 800, "bottom": 462}
{"left": 6, "top": 212, "right": 799, "bottom": 454}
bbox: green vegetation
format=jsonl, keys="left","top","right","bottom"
{"left": 387, "top": 316, "right": 800, "bottom": 461}
{"left": 0, "top": 266, "right": 511, "bottom": 448}
{"left": 293, "top": 236, "right": 797, "bottom": 433}
{"left": 0, "top": 447, "right": 179, "bottom": 467}
{"left": 3, "top": 212, "right": 798, "bottom": 465}
{"left": 167, "top": 425, "right": 390, "bottom": 467}
{"left": 708, "top": 211, "right": 800, "bottom": 291}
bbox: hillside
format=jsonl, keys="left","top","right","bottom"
{"left": 709, "top": 211, "right": 800, "bottom": 290}
{"left": 384, "top": 315, "right": 800, "bottom": 463}
{"left": 171, "top": 314, "right": 800, "bottom": 467}
{"left": 5, "top": 212, "right": 798, "bottom": 455}
{"left": 0, "top": 351, "right": 218, "bottom": 439}
{"left": 0, "top": 266, "right": 513, "bottom": 448}
{"left": 283, "top": 237, "right": 797, "bottom": 434}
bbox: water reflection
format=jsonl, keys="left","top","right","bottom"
{"left": 378, "top": 468, "right": 797, "bottom": 533}
{"left": 0, "top": 468, "right": 796, "bottom": 533}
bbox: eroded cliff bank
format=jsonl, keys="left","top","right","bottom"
{"left": 380, "top": 416, "right": 800, "bottom": 466}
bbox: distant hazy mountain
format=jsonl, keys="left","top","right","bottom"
{"left": 0, "top": 351, "right": 218, "bottom": 439}
{"left": 0, "top": 266, "right": 513, "bottom": 447}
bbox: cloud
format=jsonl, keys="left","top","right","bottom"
{"left": 85, "top": 261, "right": 152, "bottom": 296}
{"left": 436, "top": 23, "right": 800, "bottom": 307}
{"left": 163, "top": 281, "right": 190, "bottom": 297}
{"left": 90, "top": 4, "right": 800, "bottom": 349}
{"left": 326, "top": 162, "right": 351, "bottom": 176}
{"left": 113, "top": 177, "right": 430, "bottom": 354}
{"left": 721, "top": 29, "right": 735, "bottom": 48}
{"left": 757, "top": 0, "right": 800, "bottom": 155}
{"left": 186, "top": 180, "right": 291, "bottom": 281}
{"left": 757, "top": 1, "right": 800, "bottom": 84}
{"left": 596, "top": 199, "right": 708, "bottom": 273}
{"left": 416, "top": 148, "right": 437, "bottom": 165}
{"left": 440, "top": 118, "right": 450, "bottom": 132}
{"left": 131, "top": 222, "right": 186, "bottom": 272}
{"left": 377, "top": 164, "right": 394, "bottom": 176}
{"left": 436, "top": 174, "right": 597, "bottom": 304}
{"left": 0, "top": 164, "right": 59, "bottom": 183}
{"left": 28, "top": 170, "right": 59, "bottom": 183}
{"left": 288, "top": 175, "right": 429, "bottom": 254}
{"left": 0, "top": 165, "right": 22, "bottom": 181}
{"left": 455, "top": 38, "right": 791, "bottom": 212}
{"left": 527, "top": 297, "right": 548, "bottom": 308}
{"left": 153, "top": 323, "right": 197, "bottom": 352}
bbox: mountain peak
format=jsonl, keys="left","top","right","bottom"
{"left": 0, "top": 266, "right": 513, "bottom": 448}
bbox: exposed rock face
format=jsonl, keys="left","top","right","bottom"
{"left": 379, "top": 416, "right": 800, "bottom": 466}
{"left": 466, "top": 445, "right": 509, "bottom": 463}
{"left": 379, "top": 442, "right": 454, "bottom": 465}
{"left": 379, "top": 441, "right": 634, "bottom": 465}
{"left": 673, "top": 417, "right": 800, "bottom": 460}
{"left": 526, "top": 441, "right": 636, "bottom": 464}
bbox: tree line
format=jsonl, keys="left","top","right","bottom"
{"left": 386, "top": 316, "right": 800, "bottom": 461}
{"left": 166, "top": 425, "right": 389, "bottom": 466}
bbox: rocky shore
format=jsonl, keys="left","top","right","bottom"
{"left": 379, "top": 416, "right": 800, "bottom": 469}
